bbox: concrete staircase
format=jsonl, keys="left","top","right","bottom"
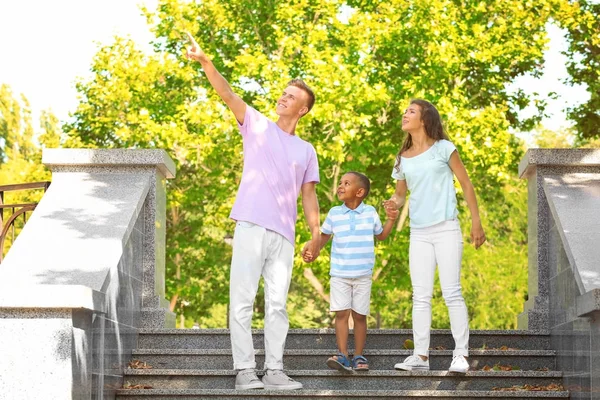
{"left": 116, "top": 329, "right": 569, "bottom": 399}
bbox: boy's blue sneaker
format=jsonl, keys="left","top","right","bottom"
{"left": 326, "top": 353, "right": 353, "bottom": 372}
{"left": 394, "top": 355, "right": 430, "bottom": 371}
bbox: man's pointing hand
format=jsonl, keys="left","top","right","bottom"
{"left": 185, "top": 32, "right": 208, "bottom": 63}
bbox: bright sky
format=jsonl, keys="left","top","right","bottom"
{"left": 0, "top": 1, "right": 590, "bottom": 134}
{"left": 0, "top": 0, "right": 157, "bottom": 123}
{"left": 507, "top": 23, "right": 590, "bottom": 133}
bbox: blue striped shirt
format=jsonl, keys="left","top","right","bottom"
{"left": 321, "top": 202, "right": 383, "bottom": 278}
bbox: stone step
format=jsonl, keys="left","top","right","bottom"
{"left": 130, "top": 349, "right": 556, "bottom": 371}
{"left": 137, "top": 329, "right": 551, "bottom": 351}
{"left": 116, "top": 388, "right": 570, "bottom": 399}
{"left": 121, "top": 369, "right": 564, "bottom": 391}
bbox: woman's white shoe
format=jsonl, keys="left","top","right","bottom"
{"left": 394, "top": 355, "right": 430, "bottom": 371}
{"left": 448, "top": 355, "right": 469, "bottom": 374}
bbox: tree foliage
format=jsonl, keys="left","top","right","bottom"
{"left": 0, "top": 84, "right": 61, "bottom": 256}
{"left": 1, "top": 84, "right": 36, "bottom": 163}
{"left": 0, "top": 84, "right": 61, "bottom": 186}
{"left": 59, "top": 0, "right": 598, "bottom": 329}
{"left": 555, "top": 0, "right": 600, "bottom": 141}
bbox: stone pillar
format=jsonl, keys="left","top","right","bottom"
{"left": 518, "top": 148, "right": 600, "bottom": 330}
{"left": 41, "top": 149, "right": 177, "bottom": 328}
{"left": 0, "top": 149, "right": 176, "bottom": 399}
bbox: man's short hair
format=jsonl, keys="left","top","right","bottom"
{"left": 348, "top": 171, "right": 371, "bottom": 198}
{"left": 287, "top": 79, "right": 315, "bottom": 113}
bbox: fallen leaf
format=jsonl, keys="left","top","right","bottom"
{"left": 482, "top": 363, "right": 521, "bottom": 371}
{"left": 498, "top": 345, "right": 517, "bottom": 351}
{"left": 128, "top": 360, "right": 153, "bottom": 369}
{"left": 122, "top": 381, "right": 153, "bottom": 389}
{"left": 493, "top": 383, "right": 564, "bottom": 392}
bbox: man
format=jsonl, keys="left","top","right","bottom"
{"left": 186, "top": 32, "right": 321, "bottom": 390}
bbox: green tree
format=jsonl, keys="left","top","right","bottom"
{"left": 0, "top": 84, "right": 61, "bottom": 257}
{"left": 556, "top": 0, "right": 600, "bottom": 141}
{"left": 0, "top": 84, "right": 60, "bottom": 184}
{"left": 580, "top": 138, "right": 600, "bottom": 148}
{"left": 65, "top": 0, "right": 569, "bottom": 329}
{"left": 63, "top": 37, "right": 238, "bottom": 326}
{"left": 0, "top": 84, "right": 36, "bottom": 164}
{"left": 531, "top": 126, "right": 575, "bottom": 148}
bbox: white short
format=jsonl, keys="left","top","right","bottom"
{"left": 329, "top": 275, "right": 372, "bottom": 316}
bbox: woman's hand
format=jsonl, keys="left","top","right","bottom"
{"left": 471, "top": 220, "right": 486, "bottom": 249}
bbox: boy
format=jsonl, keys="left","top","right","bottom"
{"left": 302, "top": 172, "right": 398, "bottom": 371}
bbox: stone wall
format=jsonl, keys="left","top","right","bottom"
{"left": 519, "top": 148, "right": 600, "bottom": 398}
{"left": 0, "top": 149, "right": 176, "bottom": 399}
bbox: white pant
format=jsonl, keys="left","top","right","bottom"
{"left": 409, "top": 219, "right": 469, "bottom": 357}
{"left": 229, "top": 221, "right": 294, "bottom": 370}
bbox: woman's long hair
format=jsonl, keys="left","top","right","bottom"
{"left": 394, "top": 99, "right": 449, "bottom": 172}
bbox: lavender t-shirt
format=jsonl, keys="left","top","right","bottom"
{"left": 229, "top": 106, "right": 320, "bottom": 244}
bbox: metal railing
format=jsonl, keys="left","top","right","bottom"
{"left": 0, "top": 181, "right": 51, "bottom": 263}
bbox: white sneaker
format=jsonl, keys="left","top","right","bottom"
{"left": 394, "top": 355, "right": 430, "bottom": 371}
{"left": 235, "top": 368, "right": 264, "bottom": 390}
{"left": 449, "top": 355, "right": 469, "bottom": 374}
{"left": 262, "top": 369, "right": 303, "bottom": 390}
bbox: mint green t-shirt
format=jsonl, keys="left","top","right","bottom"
{"left": 391, "top": 139, "right": 458, "bottom": 228}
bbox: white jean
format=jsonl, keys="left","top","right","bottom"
{"left": 229, "top": 221, "right": 294, "bottom": 370}
{"left": 409, "top": 219, "right": 469, "bottom": 357}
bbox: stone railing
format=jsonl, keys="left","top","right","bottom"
{"left": 519, "top": 148, "right": 600, "bottom": 396}
{"left": 0, "top": 149, "right": 176, "bottom": 399}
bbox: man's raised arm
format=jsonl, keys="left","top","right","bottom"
{"left": 186, "top": 32, "right": 246, "bottom": 124}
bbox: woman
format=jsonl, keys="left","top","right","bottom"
{"left": 384, "top": 99, "right": 486, "bottom": 374}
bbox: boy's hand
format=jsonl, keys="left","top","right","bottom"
{"left": 185, "top": 32, "right": 209, "bottom": 63}
{"left": 301, "top": 241, "right": 318, "bottom": 263}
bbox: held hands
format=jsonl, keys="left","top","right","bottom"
{"left": 384, "top": 206, "right": 399, "bottom": 221}
{"left": 471, "top": 220, "right": 486, "bottom": 249}
{"left": 383, "top": 199, "right": 399, "bottom": 213}
{"left": 185, "top": 32, "right": 209, "bottom": 63}
{"left": 301, "top": 240, "right": 320, "bottom": 263}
